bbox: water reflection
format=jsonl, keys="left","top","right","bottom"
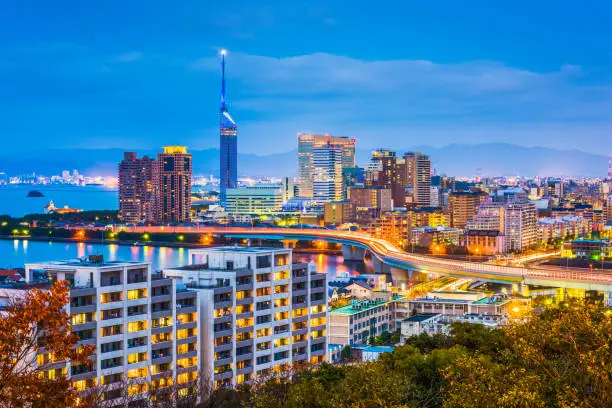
{"left": 1, "top": 240, "right": 364, "bottom": 278}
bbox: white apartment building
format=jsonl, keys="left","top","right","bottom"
{"left": 505, "top": 201, "right": 537, "bottom": 252}
{"left": 328, "top": 292, "right": 398, "bottom": 346}
{"left": 25, "top": 256, "right": 200, "bottom": 406}
{"left": 164, "top": 247, "right": 327, "bottom": 389}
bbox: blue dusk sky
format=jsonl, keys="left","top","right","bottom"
{"left": 1, "top": 0, "right": 611, "bottom": 155}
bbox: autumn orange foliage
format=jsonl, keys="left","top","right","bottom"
{"left": 0, "top": 280, "right": 94, "bottom": 407}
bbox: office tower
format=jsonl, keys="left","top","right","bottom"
{"left": 225, "top": 184, "right": 285, "bottom": 214}
{"left": 404, "top": 152, "right": 431, "bottom": 207}
{"left": 366, "top": 150, "right": 405, "bottom": 207}
{"left": 448, "top": 191, "right": 488, "bottom": 229}
{"left": 297, "top": 134, "right": 356, "bottom": 198}
{"left": 348, "top": 186, "right": 393, "bottom": 221}
{"left": 25, "top": 256, "right": 200, "bottom": 404}
{"left": 219, "top": 51, "right": 238, "bottom": 206}
{"left": 313, "top": 143, "right": 344, "bottom": 202}
{"left": 164, "top": 247, "right": 327, "bottom": 389}
{"left": 156, "top": 146, "right": 192, "bottom": 223}
{"left": 505, "top": 201, "right": 537, "bottom": 252}
{"left": 324, "top": 200, "right": 357, "bottom": 225}
{"left": 118, "top": 152, "right": 157, "bottom": 224}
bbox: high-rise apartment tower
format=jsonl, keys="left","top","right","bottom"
{"left": 118, "top": 152, "right": 157, "bottom": 223}
{"left": 156, "top": 146, "right": 192, "bottom": 223}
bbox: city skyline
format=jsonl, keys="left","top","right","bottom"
{"left": 2, "top": 1, "right": 612, "bottom": 156}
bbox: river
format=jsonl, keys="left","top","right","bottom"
{"left": 2, "top": 239, "right": 372, "bottom": 277}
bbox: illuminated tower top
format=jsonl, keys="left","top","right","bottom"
{"left": 220, "top": 49, "right": 236, "bottom": 129}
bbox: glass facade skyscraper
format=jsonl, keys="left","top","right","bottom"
{"left": 219, "top": 51, "right": 238, "bottom": 206}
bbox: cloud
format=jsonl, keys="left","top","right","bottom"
{"left": 189, "top": 52, "right": 612, "bottom": 154}
{"left": 111, "top": 51, "right": 143, "bottom": 63}
{"left": 1, "top": 45, "right": 611, "bottom": 156}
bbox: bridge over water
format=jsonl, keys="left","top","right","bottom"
{"left": 118, "top": 226, "right": 612, "bottom": 293}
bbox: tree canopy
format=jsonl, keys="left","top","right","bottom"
{"left": 0, "top": 281, "right": 94, "bottom": 407}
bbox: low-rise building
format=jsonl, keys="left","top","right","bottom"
{"left": 225, "top": 185, "right": 284, "bottom": 215}
{"left": 329, "top": 294, "right": 400, "bottom": 346}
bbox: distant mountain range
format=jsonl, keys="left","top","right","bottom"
{"left": 0, "top": 143, "right": 608, "bottom": 178}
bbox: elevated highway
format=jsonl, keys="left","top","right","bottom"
{"left": 120, "top": 226, "right": 612, "bottom": 292}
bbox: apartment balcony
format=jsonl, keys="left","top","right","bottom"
{"left": 151, "top": 293, "right": 172, "bottom": 303}
{"left": 236, "top": 282, "right": 253, "bottom": 291}
{"left": 312, "top": 324, "right": 326, "bottom": 332}
{"left": 292, "top": 315, "right": 308, "bottom": 323}
{"left": 292, "top": 275, "right": 308, "bottom": 284}
{"left": 176, "top": 364, "right": 198, "bottom": 375}
{"left": 292, "top": 301, "right": 308, "bottom": 310}
{"left": 292, "top": 340, "right": 309, "bottom": 349}
{"left": 236, "top": 365, "right": 253, "bottom": 376}
{"left": 311, "top": 311, "right": 326, "bottom": 319}
{"left": 151, "top": 325, "right": 173, "bottom": 336}
{"left": 78, "top": 337, "right": 97, "bottom": 347}
{"left": 176, "top": 291, "right": 198, "bottom": 301}
{"left": 292, "top": 288, "right": 308, "bottom": 297}
{"left": 214, "top": 314, "right": 233, "bottom": 324}
{"left": 214, "top": 328, "right": 233, "bottom": 338}
{"left": 99, "top": 300, "right": 124, "bottom": 311}
{"left": 214, "top": 300, "right": 233, "bottom": 309}
{"left": 151, "top": 354, "right": 173, "bottom": 366}
{"left": 177, "top": 321, "right": 198, "bottom": 330}
{"left": 151, "top": 275, "right": 172, "bottom": 288}
{"left": 310, "top": 286, "right": 325, "bottom": 295}
{"left": 70, "top": 304, "right": 97, "bottom": 315}
{"left": 312, "top": 336, "right": 326, "bottom": 345}
{"left": 235, "top": 338, "right": 253, "bottom": 349}
{"left": 151, "top": 340, "right": 173, "bottom": 350}
{"left": 213, "top": 357, "right": 234, "bottom": 367}
{"left": 72, "top": 320, "right": 97, "bottom": 331}
{"left": 151, "top": 370, "right": 173, "bottom": 382}
{"left": 70, "top": 368, "right": 97, "bottom": 382}
{"left": 213, "top": 286, "right": 233, "bottom": 296}
{"left": 177, "top": 349, "right": 197, "bottom": 359}
{"left": 292, "top": 328, "right": 308, "bottom": 336}
{"left": 214, "top": 343, "right": 233, "bottom": 353}
{"left": 151, "top": 309, "right": 173, "bottom": 320}
{"left": 236, "top": 325, "right": 253, "bottom": 334}
{"left": 236, "top": 297, "right": 254, "bottom": 306}
{"left": 176, "top": 336, "right": 198, "bottom": 345}
{"left": 235, "top": 352, "right": 253, "bottom": 362}
{"left": 213, "top": 370, "right": 234, "bottom": 381}
{"left": 311, "top": 347, "right": 326, "bottom": 357}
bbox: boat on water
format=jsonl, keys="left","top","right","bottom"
{"left": 26, "top": 190, "right": 45, "bottom": 197}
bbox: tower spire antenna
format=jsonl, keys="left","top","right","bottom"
{"left": 220, "top": 49, "right": 227, "bottom": 112}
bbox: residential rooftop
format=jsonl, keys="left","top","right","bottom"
{"left": 330, "top": 296, "right": 403, "bottom": 315}
{"left": 410, "top": 297, "right": 473, "bottom": 304}
{"left": 189, "top": 246, "right": 289, "bottom": 254}
{"left": 26, "top": 259, "right": 148, "bottom": 268}
{"left": 472, "top": 296, "right": 512, "bottom": 305}
{"left": 403, "top": 313, "right": 441, "bottom": 322}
